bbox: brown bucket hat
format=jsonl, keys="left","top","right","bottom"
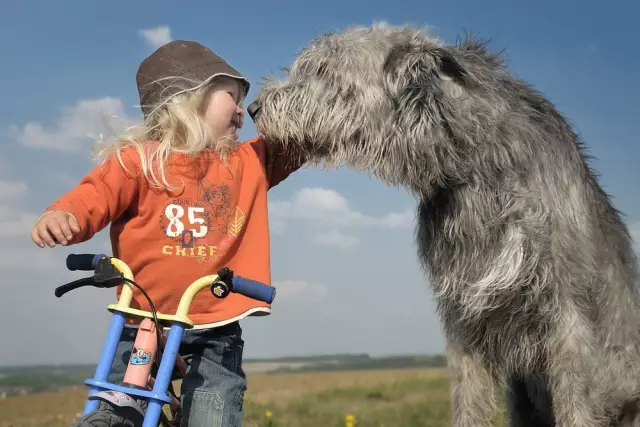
{"left": 136, "top": 40, "right": 251, "bottom": 118}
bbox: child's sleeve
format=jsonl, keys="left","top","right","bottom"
{"left": 44, "top": 149, "right": 141, "bottom": 244}
{"left": 249, "top": 136, "right": 306, "bottom": 189}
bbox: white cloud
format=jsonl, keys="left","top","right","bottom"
{"left": 0, "top": 211, "right": 38, "bottom": 238}
{"left": 379, "top": 209, "right": 416, "bottom": 228}
{"left": 0, "top": 180, "right": 38, "bottom": 238}
{"left": 138, "top": 25, "right": 173, "bottom": 49}
{"left": 269, "top": 218, "right": 286, "bottom": 235}
{"left": 268, "top": 187, "right": 414, "bottom": 242}
{"left": 0, "top": 180, "right": 28, "bottom": 199}
{"left": 315, "top": 230, "right": 360, "bottom": 249}
{"left": 10, "top": 97, "right": 137, "bottom": 152}
{"left": 44, "top": 170, "right": 83, "bottom": 191}
{"left": 272, "top": 279, "right": 327, "bottom": 302}
{"left": 0, "top": 246, "right": 57, "bottom": 270}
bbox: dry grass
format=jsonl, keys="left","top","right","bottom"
{"left": 1, "top": 368, "right": 506, "bottom": 427}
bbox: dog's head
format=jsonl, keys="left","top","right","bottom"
{"left": 249, "top": 23, "right": 517, "bottom": 192}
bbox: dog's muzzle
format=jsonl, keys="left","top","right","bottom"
{"left": 247, "top": 100, "right": 261, "bottom": 122}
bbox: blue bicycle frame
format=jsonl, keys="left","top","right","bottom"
{"left": 55, "top": 253, "right": 276, "bottom": 427}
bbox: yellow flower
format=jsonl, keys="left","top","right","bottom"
{"left": 345, "top": 413, "right": 356, "bottom": 425}
{"left": 265, "top": 410, "right": 273, "bottom": 418}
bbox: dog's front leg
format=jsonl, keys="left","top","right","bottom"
{"left": 447, "top": 340, "right": 498, "bottom": 427}
{"left": 547, "top": 306, "right": 607, "bottom": 427}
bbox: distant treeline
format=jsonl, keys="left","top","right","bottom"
{"left": 243, "top": 353, "right": 371, "bottom": 364}
{"left": 0, "top": 365, "right": 95, "bottom": 394}
{"left": 0, "top": 364, "right": 95, "bottom": 375}
{"left": 269, "top": 354, "right": 447, "bottom": 374}
{"left": 0, "top": 354, "right": 446, "bottom": 395}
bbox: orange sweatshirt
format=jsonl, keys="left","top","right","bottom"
{"left": 45, "top": 136, "right": 301, "bottom": 327}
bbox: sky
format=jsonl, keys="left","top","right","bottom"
{"left": 0, "top": 0, "right": 638, "bottom": 366}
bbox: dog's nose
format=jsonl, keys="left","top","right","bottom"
{"left": 247, "top": 100, "right": 261, "bottom": 122}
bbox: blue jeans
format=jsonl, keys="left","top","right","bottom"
{"left": 107, "top": 321, "right": 247, "bottom": 427}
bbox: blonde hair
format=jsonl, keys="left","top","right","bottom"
{"left": 95, "top": 76, "right": 243, "bottom": 192}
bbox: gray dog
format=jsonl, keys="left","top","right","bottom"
{"left": 247, "top": 23, "right": 640, "bottom": 426}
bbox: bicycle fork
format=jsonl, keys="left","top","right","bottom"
{"left": 83, "top": 317, "right": 184, "bottom": 427}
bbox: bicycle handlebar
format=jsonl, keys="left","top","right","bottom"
{"left": 66, "top": 253, "right": 107, "bottom": 271}
{"left": 231, "top": 276, "right": 276, "bottom": 304}
{"left": 60, "top": 253, "right": 276, "bottom": 304}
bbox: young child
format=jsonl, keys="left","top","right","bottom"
{"left": 31, "top": 40, "right": 303, "bottom": 426}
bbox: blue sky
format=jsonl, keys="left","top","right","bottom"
{"left": 0, "top": 0, "right": 638, "bottom": 366}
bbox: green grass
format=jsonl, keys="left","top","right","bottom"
{"left": 1, "top": 368, "right": 506, "bottom": 427}
{"left": 243, "top": 377, "right": 453, "bottom": 427}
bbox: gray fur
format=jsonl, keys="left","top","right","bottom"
{"left": 249, "top": 22, "right": 640, "bottom": 426}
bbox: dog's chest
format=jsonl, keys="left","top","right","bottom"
{"left": 417, "top": 189, "right": 556, "bottom": 370}
{"left": 437, "top": 289, "right": 552, "bottom": 371}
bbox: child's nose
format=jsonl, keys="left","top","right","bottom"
{"left": 236, "top": 107, "right": 244, "bottom": 127}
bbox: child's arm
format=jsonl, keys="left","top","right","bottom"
{"left": 32, "top": 149, "right": 141, "bottom": 247}
{"left": 249, "top": 136, "right": 306, "bottom": 189}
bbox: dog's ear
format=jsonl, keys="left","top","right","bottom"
{"left": 383, "top": 43, "right": 469, "bottom": 93}
{"left": 431, "top": 48, "right": 468, "bottom": 84}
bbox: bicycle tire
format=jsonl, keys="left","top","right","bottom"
{"left": 71, "top": 409, "right": 136, "bottom": 427}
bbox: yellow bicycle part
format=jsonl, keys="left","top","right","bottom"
{"left": 105, "top": 256, "right": 220, "bottom": 329}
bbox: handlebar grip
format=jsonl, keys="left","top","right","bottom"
{"left": 54, "top": 278, "right": 95, "bottom": 298}
{"left": 231, "top": 276, "right": 276, "bottom": 304}
{"left": 66, "top": 253, "right": 107, "bottom": 271}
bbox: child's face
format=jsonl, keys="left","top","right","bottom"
{"left": 203, "top": 77, "right": 245, "bottom": 142}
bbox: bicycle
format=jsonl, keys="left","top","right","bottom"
{"left": 54, "top": 252, "right": 276, "bottom": 427}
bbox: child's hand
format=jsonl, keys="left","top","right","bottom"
{"left": 31, "top": 211, "right": 81, "bottom": 248}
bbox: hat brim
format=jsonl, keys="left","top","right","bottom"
{"left": 197, "top": 72, "right": 251, "bottom": 97}
{"left": 138, "top": 74, "right": 251, "bottom": 118}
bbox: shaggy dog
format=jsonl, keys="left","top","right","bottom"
{"left": 246, "top": 23, "right": 640, "bottom": 427}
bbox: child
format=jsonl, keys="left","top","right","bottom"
{"left": 31, "top": 40, "right": 303, "bottom": 426}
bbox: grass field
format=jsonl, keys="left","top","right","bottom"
{"left": 1, "top": 367, "right": 507, "bottom": 427}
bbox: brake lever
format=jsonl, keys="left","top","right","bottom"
{"left": 55, "top": 258, "right": 125, "bottom": 298}
{"left": 54, "top": 277, "right": 98, "bottom": 298}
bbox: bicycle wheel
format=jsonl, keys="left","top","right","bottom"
{"left": 71, "top": 409, "right": 136, "bottom": 427}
